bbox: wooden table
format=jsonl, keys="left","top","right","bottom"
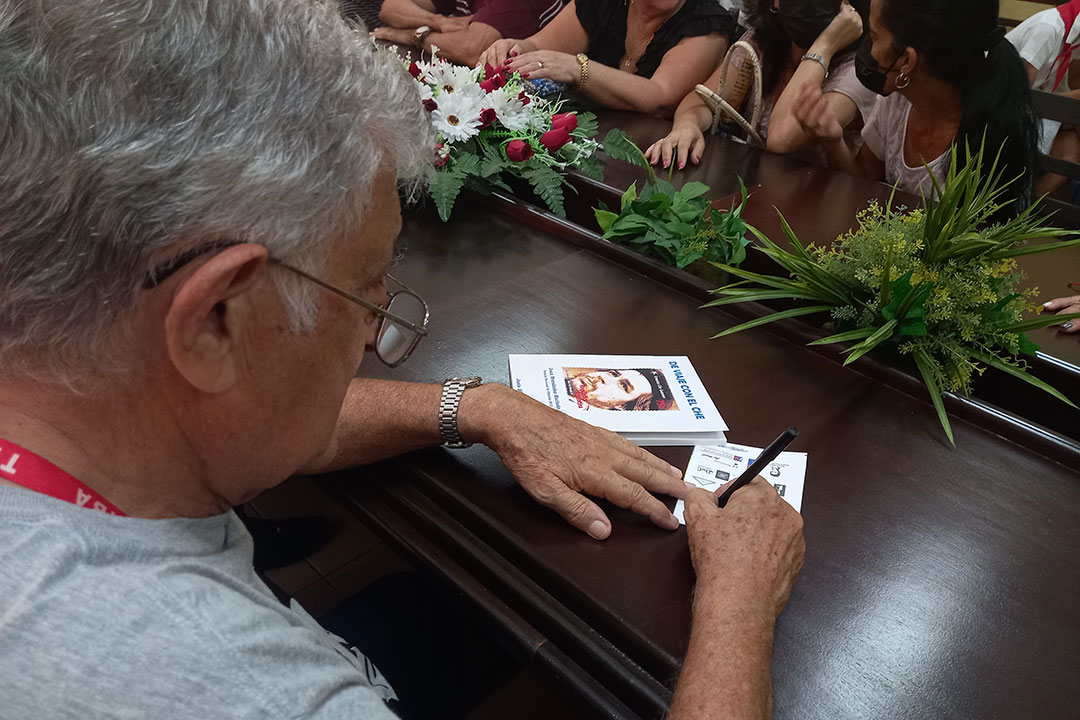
{"left": 324, "top": 195, "right": 1080, "bottom": 719}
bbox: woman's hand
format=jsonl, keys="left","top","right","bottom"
{"left": 794, "top": 84, "right": 845, "bottom": 141}
{"left": 813, "top": 0, "right": 863, "bottom": 55}
{"left": 478, "top": 38, "right": 537, "bottom": 68}
{"left": 507, "top": 50, "right": 580, "bottom": 84}
{"left": 645, "top": 123, "right": 707, "bottom": 169}
{"left": 1042, "top": 294, "right": 1080, "bottom": 333}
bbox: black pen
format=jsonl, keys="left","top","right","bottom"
{"left": 715, "top": 427, "right": 799, "bottom": 508}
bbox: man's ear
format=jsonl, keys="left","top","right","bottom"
{"left": 164, "top": 244, "right": 269, "bottom": 394}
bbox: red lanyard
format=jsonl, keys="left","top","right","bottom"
{"left": 0, "top": 438, "right": 125, "bottom": 516}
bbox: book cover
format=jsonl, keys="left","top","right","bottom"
{"left": 508, "top": 354, "right": 728, "bottom": 445}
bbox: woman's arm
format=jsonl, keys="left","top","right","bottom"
{"left": 767, "top": 1, "right": 863, "bottom": 154}
{"left": 509, "top": 32, "right": 727, "bottom": 117}
{"left": 643, "top": 63, "right": 723, "bottom": 168}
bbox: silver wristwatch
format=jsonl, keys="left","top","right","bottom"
{"left": 439, "top": 376, "right": 482, "bottom": 448}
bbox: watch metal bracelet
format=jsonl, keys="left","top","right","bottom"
{"left": 439, "top": 377, "right": 482, "bottom": 448}
{"left": 801, "top": 52, "right": 829, "bottom": 77}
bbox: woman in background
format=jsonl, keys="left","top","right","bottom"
{"left": 796, "top": 0, "right": 1038, "bottom": 214}
{"left": 478, "top": 0, "right": 734, "bottom": 117}
{"left": 645, "top": 0, "right": 876, "bottom": 169}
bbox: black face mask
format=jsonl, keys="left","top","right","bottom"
{"left": 855, "top": 35, "right": 900, "bottom": 96}
{"left": 777, "top": 0, "right": 837, "bottom": 50}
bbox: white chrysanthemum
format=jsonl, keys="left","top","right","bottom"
{"left": 428, "top": 62, "right": 482, "bottom": 99}
{"left": 482, "top": 87, "right": 534, "bottom": 131}
{"left": 431, "top": 90, "right": 483, "bottom": 143}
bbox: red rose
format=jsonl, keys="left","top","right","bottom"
{"left": 408, "top": 62, "right": 422, "bottom": 79}
{"left": 505, "top": 139, "right": 534, "bottom": 162}
{"left": 551, "top": 112, "right": 578, "bottom": 132}
{"left": 518, "top": 90, "right": 531, "bottom": 106}
{"left": 422, "top": 98, "right": 438, "bottom": 112}
{"left": 479, "top": 74, "right": 506, "bottom": 93}
{"left": 478, "top": 107, "right": 496, "bottom": 128}
{"left": 540, "top": 126, "right": 571, "bottom": 152}
{"left": 434, "top": 143, "right": 449, "bottom": 167}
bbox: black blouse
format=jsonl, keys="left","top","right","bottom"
{"left": 575, "top": 0, "right": 735, "bottom": 78}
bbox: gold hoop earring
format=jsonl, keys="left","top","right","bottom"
{"left": 896, "top": 71, "right": 911, "bottom": 90}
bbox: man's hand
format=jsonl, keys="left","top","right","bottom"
{"left": 371, "top": 26, "right": 419, "bottom": 47}
{"left": 668, "top": 479, "right": 804, "bottom": 720}
{"left": 461, "top": 384, "right": 688, "bottom": 539}
{"left": 684, "top": 478, "right": 804, "bottom": 615}
{"left": 1042, "top": 294, "right": 1080, "bottom": 333}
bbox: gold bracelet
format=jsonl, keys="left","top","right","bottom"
{"left": 575, "top": 53, "right": 589, "bottom": 89}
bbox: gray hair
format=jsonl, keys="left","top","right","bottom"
{"left": 0, "top": 0, "right": 432, "bottom": 385}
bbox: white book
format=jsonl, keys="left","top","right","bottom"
{"left": 508, "top": 354, "right": 728, "bottom": 446}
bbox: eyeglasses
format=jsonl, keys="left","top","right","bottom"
{"left": 143, "top": 242, "right": 430, "bottom": 368}
{"left": 269, "top": 259, "right": 429, "bottom": 368}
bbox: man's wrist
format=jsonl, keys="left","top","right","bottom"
{"left": 456, "top": 382, "right": 513, "bottom": 448}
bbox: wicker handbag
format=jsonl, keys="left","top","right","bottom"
{"left": 694, "top": 39, "right": 765, "bottom": 148}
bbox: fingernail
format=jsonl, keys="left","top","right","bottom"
{"left": 663, "top": 161, "right": 670, "bottom": 168}
{"left": 522, "top": 72, "right": 530, "bottom": 77}
{"left": 684, "top": 481, "right": 696, "bottom": 490}
{"left": 678, "top": 161, "right": 685, "bottom": 169}
{"left": 1064, "top": 322, "right": 1074, "bottom": 329}
{"left": 670, "top": 465, "right": 683, "bottom": 478}
{"left": 668, "top": 513, "right": 680, "bottom": 529}
{"left": 587, "top": 520, "right": 608, "bottom": 539}
{"left": 1044, "top": 301, "right": 1054, "bottom": 308}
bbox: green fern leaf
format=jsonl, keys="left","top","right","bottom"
{"left": 522, "top": 164, "right": 568, "bottom": 217}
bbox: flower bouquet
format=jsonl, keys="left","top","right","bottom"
{"left": 407, "top": 51, "right": 605, "bottom": 221}
{"left": 706, "top": 145, "right": 1080, "bottom": 443}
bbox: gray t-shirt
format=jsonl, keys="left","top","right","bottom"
{"left": 0, "top": 485, "right": 399, "bottom": 719}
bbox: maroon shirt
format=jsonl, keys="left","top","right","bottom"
{"left": 433, "top": 0, "right": 565, "bottom": 39}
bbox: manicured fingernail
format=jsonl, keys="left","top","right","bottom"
{"left": 522, "top": 72, "right": 530, "bottom": 77}
{"left": 663, "top": 161, "right": 670, "bottom": 168}
{"left": 587, "top": 520, "right": 608, "bottom": 539}
{"left": 678, "top": 161, "right": 685, "bottom": 169}
{"left": 1044, "top": 301, "right": 1054, "bottom": 308}
{"left": 1064, "top": 322, "right": 1074, "bottom": 329}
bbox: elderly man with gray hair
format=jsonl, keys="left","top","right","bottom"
{"left": 0, "top": 0, "right": 803, "bottom": 717}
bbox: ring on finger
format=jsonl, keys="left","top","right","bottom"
{"left": 536, "top": 60, "right": 544, "bottom": 69}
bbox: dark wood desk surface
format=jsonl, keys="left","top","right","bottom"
{"left": 327, "top": 203, "right": 1080, "bottom": 720}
